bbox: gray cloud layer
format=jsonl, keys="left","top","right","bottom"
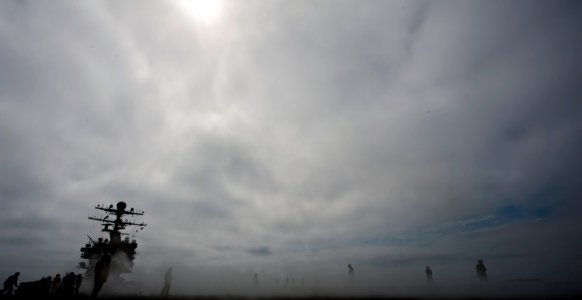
{"left": 1, "top": 0, "right": 581, "bottom": 297}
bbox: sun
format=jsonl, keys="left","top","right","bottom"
{"left": 178, "top": 0, "right": 223, "bottom": 23}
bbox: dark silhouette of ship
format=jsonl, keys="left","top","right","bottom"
{"left": 78, "top": 201, "right": 146, "bottom": 281}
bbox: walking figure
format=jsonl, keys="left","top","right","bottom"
{"left": 91, "top": 254, "right": 111, "bottom": 298}
{"left": 161, "top": 267, "right": 172, "bottom": 296}
{"left": 476, "top": 259, "right": 488, "bottom": 282}
{"left": 2, "top": 272, "right": 20, "bottom": 295}
{"left": 425, "top": 266, "right": 433, "bottom": 283}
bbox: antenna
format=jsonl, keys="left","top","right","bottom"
{"left": 80, "top": 201, "right": 147, "bottom": 278}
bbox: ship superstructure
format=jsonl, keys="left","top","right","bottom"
{"left": 79, "top": 201, "right": 146, "bottom": 280}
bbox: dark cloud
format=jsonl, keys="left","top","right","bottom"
{"left": 246, "top": 246, "right": 272, "bottom": 257}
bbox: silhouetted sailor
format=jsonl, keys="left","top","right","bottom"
{"left": 41, "top": 277, "right": 51, "bottom": 295}
{"left": 253, "top": 273, "right": 259, "bottom": 289}
{"left": 161, "top": 267, "right": 172, "bottom": 296}
{"left": 51, "top": 273, "right": 61, "bottom": 293}
{"left": 91, "top": 254, "right": 111, "bottom": 298}
{"left": 425, "top": 266, "right": 433, "bottom": 283}
{"left": 63, "top": 272, "right": 76, "bottom": 295}
{"left": 476, "top": 259, "right": 488, "bottom": 282}
{"left": 74, "top": 274, "right": 83, "bottom": 295}
{"left": 2, "top": 272, "right": 20, "bottom": 295}
{"left": 45, "top": 276, "right": 52, "bottom": 294}
{"left": 348, "top": 264, "right": 354, "bottom": 282}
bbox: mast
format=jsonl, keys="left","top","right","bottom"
{"left": 79, "top": 201, "right": 146, "bottom": 279}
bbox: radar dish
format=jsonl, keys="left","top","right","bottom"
{"left": 117, "top": 201, "right": 127, "bottom": 211}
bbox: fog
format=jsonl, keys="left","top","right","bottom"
{"left": 1, "top": 0, "right": 582, "bottom": 298}
{"left": 97, "top": 262, "right": 580, "bottom": 298}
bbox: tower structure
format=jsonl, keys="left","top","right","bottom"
{"left": 79, "top": 201, "right": 146, "bottom": 280}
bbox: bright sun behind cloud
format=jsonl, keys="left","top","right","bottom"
{"left": 178, "top": 0, "right": 223, "bottom": 23}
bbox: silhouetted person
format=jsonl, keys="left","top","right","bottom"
{"left": 253, "top": 273, "right": 259, "bottom": 289}
{"left": 61, "top": 273, "right": 69, "bottom": 295}
{"left": 2, "top": 272, "right": 20, "bottom": 295}
{"left": 348, "top": 264, "right": 354, "bottom": 283}
{"left": 51, "top": 274, "right": 61, "bottom": 294}
{"left": 62, "top": 272, "right": 75, "bottom": 295}
{"left": 91, "top": 254, "right": 111, "bottom": 298}
{"left": 476, "top": 259, "right": 488, "bottom": 282}
{"left": 55, "top": 273, "right": 67, "bottom": 295}
{"left": 161, "top": 267, "right": 172, "bottom": 296}
{"left": 42, "top": 277, "right": 51, "bottom": 295}
{"left": 74, "top": 274, "right": 83, "bottom": 295}
{"left": 425, "top": 266, "right": 433, "bottom": 283}
{"left": 45, "top": 276, "right": 52, "bottom": 294}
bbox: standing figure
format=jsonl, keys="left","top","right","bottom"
{"left": 253, "top": 273, "right": 259, "bottom": 289}
{"left": 425, "top": 266, "right": 433, "bottom": 283}
{"left": 2, "top": 272, "right": 20, "bottom": 295}
{"left": 62, "top": 272, "right": 76, "bottom": 295}
{"left": 45, "top": 276, "right": 52, "bottom": 294}
{"left": 476, "top": 259, "right": 488, "bottom": 282}
{"left": 74, "top": 274, "right": 83, "bottom": 295}
{"left": 51, "top": 274, "right": 61, "bottom": 294}
{"left": 91, "top": 254, "right": 111, "bottom": 298}
{"left": 161, "top": 267, "right": 172, "bottom": 296}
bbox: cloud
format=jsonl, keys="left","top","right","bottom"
{"left": 246, "top": 247, "right": 272, "bottom": 257}
{"left": 1, "top": 0, "right": 581, "bottom": 297}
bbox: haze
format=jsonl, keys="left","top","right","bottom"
{"left": 1, "top": 0, "right": 581, "bottom": 298}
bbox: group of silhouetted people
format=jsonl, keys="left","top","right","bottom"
{"left": 1, "top": 255, "right": 112, "bottom": 298}
{"left": 53, "top": 272, "right": 83, "bottom": 295}
{"left": 1, "top": 271, "right": 83, "bottom": 297}
{"left": 3, "top": 258, "right": 490, "bottom": 297}
{"left": 342, "top": 260, "right": 487, "bottom": 287}
{"left": 340, "top": 260, "right": 487, "bottom": 289}
{"left": 3, "top": 255, "right": 168, "bottom": 298}
{"left": 423, "top": 259, "right": 488, "bottom": 284}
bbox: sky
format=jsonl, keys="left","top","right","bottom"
{"left": 1, "top": 0, "right": 582, "bottom": 297}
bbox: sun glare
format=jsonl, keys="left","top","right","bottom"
{"left": 179, "top": 0, "right": 223, "bottom": 23}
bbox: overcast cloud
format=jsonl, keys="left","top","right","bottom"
{"left": 1, "top": 0, "right": 582, "bottom": 297}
